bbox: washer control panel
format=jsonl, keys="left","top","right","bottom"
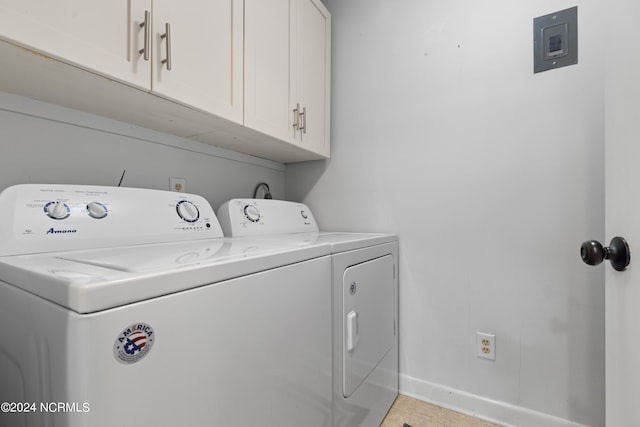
{"left": 217, "top": 199, "right": 319, "bottom": 237}
{"left": 0, "top": 184, "right": 223, "bottom": 256}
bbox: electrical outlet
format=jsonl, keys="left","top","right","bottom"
{"left": 169, "top": 177, "right": 186, "bottom": 193}
{"left": 477, "top": 332, "right": 496, "bottom": 361}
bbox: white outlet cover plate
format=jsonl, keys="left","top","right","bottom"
{"left": 477, "top": 332, "right": 496, "bottom": 361}
{"left": 169, "top": 177, "right": 186, "bottom": 193}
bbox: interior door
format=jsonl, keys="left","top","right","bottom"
{"left": 604, "top": 1, "right": 640, "bottom": 424}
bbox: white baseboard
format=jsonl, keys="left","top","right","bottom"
{"left": 399, "top": 374, "right": 590, "bottom": 427}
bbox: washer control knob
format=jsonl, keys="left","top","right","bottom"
{"left": 45, "top": 201, "right": 70, "bottom": 220}
{"left": 244, "top": 205, "right": 261, "bottom": 223}
{"left": 176, "top": 200, "right": 200, "bottom": 223}
{"left": 86, "top": 202, "right": 108, "bottom": 219}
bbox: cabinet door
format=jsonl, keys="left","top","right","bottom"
{"left": 152, "top": 0, "right": 243, "bottom": 124}
{"left": 292, "top": 0, "right": 331, "bottom": 156}
{"left": 244, "top": 0, "right": 293, "bottom": 143}
{"left": 0, "top": 0, "right": 151, "bottom": 89}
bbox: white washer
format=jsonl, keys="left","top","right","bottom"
{"left": 0, "top": 184, "right": 333, "bottom": 427}
{"left": 218, "top": 199, "right": 399, "bottom": 427}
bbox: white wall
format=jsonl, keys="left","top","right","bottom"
{"left": 0, "top": 92, "right": 285, "bottom": 208}
{"left": 286, "top": 1, "right": 605, "bottom": 426}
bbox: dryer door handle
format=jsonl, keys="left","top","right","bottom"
{"left": 346, "top": 310, "right": 359, "bottom": 352}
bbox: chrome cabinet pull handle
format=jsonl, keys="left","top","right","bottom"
{"left": 138, "top": 10, "right": 150, "bottom": 60}
{"left": 160, "top": 23, "right": 172, "bottom": 70}
{"left": 293, "top": 103, "right": 300, "bottom": 130}
{"left": 300, "top": 106, "right": 307, "bottom": 134}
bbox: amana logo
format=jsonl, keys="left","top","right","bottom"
{"left": 46, "top": 228, "right": 77, "bottom": 235}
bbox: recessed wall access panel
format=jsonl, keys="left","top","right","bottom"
{"left": 534, "top": 6, "right": 578, "bottom": 73}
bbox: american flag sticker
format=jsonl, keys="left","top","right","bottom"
{"left": 113, "top": 323, "right": 155, "bottom": 364}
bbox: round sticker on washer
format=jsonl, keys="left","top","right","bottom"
{"left": 113, "top": 323, "right": 155, "bottom": 364}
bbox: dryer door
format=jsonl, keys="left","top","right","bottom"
{"left": 342, "top": 254, "right": 395, "bottom": 398}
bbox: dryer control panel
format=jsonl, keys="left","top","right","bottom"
{"left": 0, "top": 184, "right": 223, "bottom": 256}
{"left": 217, "top": 199, "right": 319, "bottom": 237}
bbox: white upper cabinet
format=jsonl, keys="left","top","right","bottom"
{"left": 0, "top": 0, "right": 329, "bottom": 163}
{"left": 152, "top": 0, "right": 243, "bottom": 124}
{"left": 0, "top": 0, "right": 242, "bottom": 124}
{"left": 0, "top": 0, "right": 151, "bottom": 88}
{"left": 244, "top": 0, "right": 292, "bottom": 143}
{"left": 292, "top": 0, "right": 331, "bottom": 157}
{"left": 245, "top": 0, "right": 331, "bottom": 158}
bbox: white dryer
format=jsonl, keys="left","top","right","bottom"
{"left": 218, "top": 199, "right": 399, "bottom": 427}
{"left": 0, "top": 185, "right": 333, "bottom": 427}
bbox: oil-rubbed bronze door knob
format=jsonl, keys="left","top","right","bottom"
{"left": 580, "top": 237, "right": 630, "bottom": 271}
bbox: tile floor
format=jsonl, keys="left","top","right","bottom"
{"left": 380, "top": 395, "right": 500, "bottom": 427}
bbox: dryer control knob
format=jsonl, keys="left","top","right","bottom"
{"left": 45, "top": 201, "right": 70, "bottom": 220}
{"left": 86, "top": 202, "right": 108, "bottom": 219}
{"left": 244, "top": 205, "right": 261, "bottom": 222}
{"left": 176, "top": 200, "right": 200, "bottom": 223}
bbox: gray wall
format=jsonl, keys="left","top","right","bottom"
{"left": 286, "top": 1, "right": 605, "bottom": 426}
{"left": 0, "top": 92, "right": 284, "bottom": 209}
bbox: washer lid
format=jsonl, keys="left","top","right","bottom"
{"left": 305, "top": 233, "right": 397, "bottom": 253}
{"left": 0, "top": 238, "right": 330, "bottom": 314}
{"left": 236, "top": 232, "right": 398, "bottom": 253}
